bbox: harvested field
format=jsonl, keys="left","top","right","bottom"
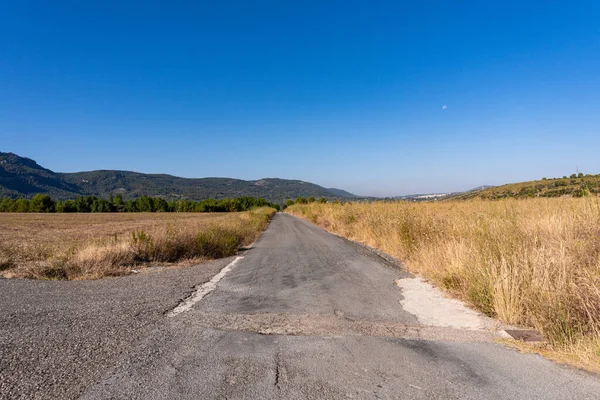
{"left": 0, "top": 208, "right": 275, "bottom": 280}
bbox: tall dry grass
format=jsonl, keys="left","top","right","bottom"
{"left": 0, "top": 207, "right": 275, "bottom": 280}
{"left": 288, "top": 198, "right": 600, "bottom": 368}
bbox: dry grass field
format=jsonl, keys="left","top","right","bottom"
{"left": 0, "top": 208, "right": 275, "bottom": 280}
{"left": 288, "top": 198, "right": 600, "bottom": 371}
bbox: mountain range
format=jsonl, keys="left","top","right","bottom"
{"left": 0, "top": 152, "right": 357, "bottom": 203}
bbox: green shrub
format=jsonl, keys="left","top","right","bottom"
{"left": 130, "top": 230, "right": 155, "bottom": 260}
{"left": 195, "top": 226, "right": 240, "bottom": 258}
{"left": 295, "top": 196, "right": 308, "bottom": 204}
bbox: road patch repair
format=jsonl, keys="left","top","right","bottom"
{"left": 395, "top": 276, "right": 542, "bottom": 341}
{"left": 184, "top": 311, "right": 496, "bottom": 342}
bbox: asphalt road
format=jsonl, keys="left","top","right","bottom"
{"left": 2, "top": 213, "right": 600, "bottom": 399}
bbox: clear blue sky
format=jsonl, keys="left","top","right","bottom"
{"left": 1, "top": 1, "right": 599, "bottom": 196}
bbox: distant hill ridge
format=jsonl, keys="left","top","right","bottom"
{"left": 451, "top": 176, "right": 600, "bottom": 200}
{"left": 0, "top": 152, "right": 357, "bottom": 203}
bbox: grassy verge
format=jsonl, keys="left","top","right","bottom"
{"left": 287, "top": 199, "right": 600, "bottom": 371}
{"left": 0, "top": 207, "right": 275, "bottom": 280}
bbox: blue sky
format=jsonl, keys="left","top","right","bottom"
{"left": 1, "top": 1, "right": 599, "bottom": 196}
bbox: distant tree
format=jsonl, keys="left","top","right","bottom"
{"left": 13, "top": 199, "right": 30, "bottom": 212}
{"left": 113, "top": 193, "right": 125, "bottom": 212}
{"left": 29, "top": 194, "right": 55, "bottom": 213}
{"left": 124, "top": 199, "right": 138, "bottom": 212}
{"left": 0, "top": 198, "right": 14, "bottom": 212}
{"left": 136, "top": 196, "right": 153, "bottom": 212}
{"left": 578, "top": 172, "right": 584, "bottom": 178}
{"left": 295, "top": 196, "right": 308, "bottom": 204}
{"left": 152, "top": 197, "right": 169, "bottom": 212}
{"left": 56, "top": 199, "right": 76, "bottom": 213}
{"left": 179, "top": 200, "right": 194, "bottom": 212}
{"left": 74, "top": 196, "right": 94, "bottom": 212}
{"left": 308, "top": 196, "right": 316, "bottom": 203}
{"left": 285, "top": 199, "right": 295, "bottom": 207}
{"left": 91, "top": 198, "right": 113, "bottom": 212}
{"left": 0, "top": 194, "right": 279, "bottom": 214}
{"left": 114, "top": 193, "right": 124, "bottom": 205}
{"left": 318, "top": 197, "right": 327, "bottom": 203}
{"left": 570, "top": 174, "right": 577, "bottom": 179}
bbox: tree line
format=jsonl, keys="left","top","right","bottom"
{"left": 284, "top": 196, "right": 329, "bottom": 207}
{"left": 0, "top": 194, "right": 280, "bottom": 213}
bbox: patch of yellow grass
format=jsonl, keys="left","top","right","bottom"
{"left": 0, "top": 207, "right": 275, "bottom": 280}
{"left": 288, "top": 198, "right": 600, "bottom": 369}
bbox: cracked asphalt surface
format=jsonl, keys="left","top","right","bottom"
{"left": 0, "top": 259, "right": 231, "bottom": 399}
{"left": 2, "top": 213, "right": 600, "bottom": 399}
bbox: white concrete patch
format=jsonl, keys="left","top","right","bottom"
{"left": 395, "top": 277, "right": 492, "bottom": 330}
{"left": 169, "top": 257, "right": 243, "bottom": 317}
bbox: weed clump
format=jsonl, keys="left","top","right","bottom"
{"left": 0, "top": 256, "right": 13, "bottom": 271}
{"left": 195, "top": 226, "right": 240, "bottom": 258}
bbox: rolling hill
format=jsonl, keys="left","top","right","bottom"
{"left": 325, "top": 188, "right": 357, "bottom": 198}
{"left": 0, "top": 152, "right": 356, "bottom": 203}
{"left": 452, "top": 176, "right": 600, "bottom": 200}
{"left": 0, "top": 153, "right": 81, "bottom": 199}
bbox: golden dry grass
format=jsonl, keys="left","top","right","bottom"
{"left": 0, "top": 208, "right": 275, "bottom": 280}
{"left": 288, "top": 198, "right": 600, "bottom": 369}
